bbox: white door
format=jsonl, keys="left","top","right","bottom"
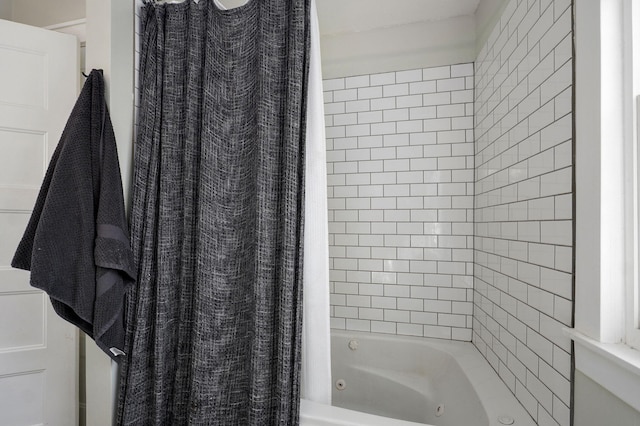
{"left": 0, "top": 19, "right": 79, "bottom": 426}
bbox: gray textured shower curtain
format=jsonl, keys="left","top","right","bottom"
{"left": 116, "top": 0, "right": 310, "bottom": 424}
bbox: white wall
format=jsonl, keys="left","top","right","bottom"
{"left": 10, "top": 0, "right": 85, "bottom": 27}
{"left": 472, "top": 1, "right": 573, "bottom": 425}
{"left": 320, "top": 17, "right": 476, "bottom": 79}
{"left": 84, "top": 1, "right": 134, "bottom": 425}
{"left": 574, "top": 371, "right": 640, "bottom": 426}
{"left": 324, "top": 64, "right": 476, "bottom": 340}
{"left": 0, "top": 0, "right": 11, "bottom": 20}
{"left": 474, "top": 0, "right": 509, "bottom": 53}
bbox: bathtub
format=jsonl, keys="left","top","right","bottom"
{"left": 300, "top": 330, "right": 535, "bottom": 426}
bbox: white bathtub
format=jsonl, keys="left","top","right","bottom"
{"left": 300, "top": 330, "right": 535, "bottom": 426}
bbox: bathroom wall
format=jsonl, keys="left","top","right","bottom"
{"left": 573, "top": 371, "right": 640, "bottom": 426}
{"left": 4, "top": 0, "right": 85, "bottom": 27}
{"left": 324, "top": 63, "right": 476, "bottom": 341}
{"left": 472, "top": 1, "right": 572, "bottom": 426}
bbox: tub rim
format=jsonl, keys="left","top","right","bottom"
{"left": 317, "top": 330, "right": 536, "bottom": 426}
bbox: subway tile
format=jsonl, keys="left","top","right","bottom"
{"left": 384, "top": 158, "right": 410, "bottom": 171}
{"left": 359, "top": 307, "right": 384, "bottom": 321}
{"left": 397, "top": 222, "right": 424, "bottom": 235}
{"left": 385, "top": 309, "right": 410, "bottom": 323}
{"left": 334, "top": 282, "right": 358, "bottom": 294}
{"left": 528, "top": 3, "right": 554, "bottom": 48}
{"left": 370, "top": 147, "right": 396, "bottom": 160}
{"left": 371, "top": 122, "right": 397, "bottom": 135}
{"left": 436, "top": 157, "right": 467, "bottom": 171}
{"left": 526, "top": 370, "right": 553, "bottom": 413}
{"left": 359, "top": 234, "right": 384, "bottom": 247}
{"left": 540, "top": 220, "right": 572, "bottom": 246}
{"left": 540, "top": 267, "right": 572, "bottom": 300}
{"left": 334, "top": 88, "right": 358, "bottom": 102}
{"left": 346, "top": 319, "right": 371, "bottom": 332}
{"left": 410, "top": 184, "right": 438, "bottom": 196}
{"left": 424, "top": 91, "right": 452, "bottom": 107}
{"left": 439, "top": 130, "right": 467, "bottom": 144}
{"left": 425, "top": 170, "right": 453, "bottom": 183}
{"left": 325, "top": 126, "right": 346, "bottom": 139}
{"left": 397, "top": 69, "right": 423, "bottom": 83}
{"left": 346, "top": 124, "right": 370, "bottom": 137}
{"left": 410, "top": 132, "right": 437, "bottom": 145}
{"left": 540, "top": 167, "right": 572, "bottom": 197}
{"left": 397, "top": 120, "right": 423, "bottom": 134}
{"left": 424, "top": 325, "right": 452, "bottom": 339}
{"left": 383, "top": 83, "right": 409, "bottom": 97}
{"left": 396, "top": 171, "right": 424, "bottom": 184}
{"left": 383, "top": 259, "right": 410, "bottom": 272}
{"left": 371, "top": 222, "right": 396, "bottom": 234}
{"left": 410, "top": 81, "right": 437, "bottom": 95}
{"left": 371, "top": 296, "right": 397, "bottom": 309}
{"left": 324, "top": 78, "right": 345, "bottom": 91}
{"left": 540, "top": 6, "right": 571, "bottom": 59}
{"left": 397, "top": 273, "right": 424, "bottom": 286}
{"left": 359, "top": 259, "right": 383, "bottom": 271}
{"left": 370, "top": 72, "right": 396, "bottom": 86}
{"left": 357, "top": 111, "right": 383, "bottom": 124}
{"left": 359, "top": 283, "right": 384, "bottom": 296}
{"left": 423, "top": 66, "right": 451, "bottom": 80}
{"left": 554, "top": 295, "right": 572, "bottom": 326}
{"left": 346, "top": 173, "right": 371, "bottom": 185}
{"left": 541, "top": 60, "right": 572, "bottom": 105}
{"left": 358, "top": 160, "right": 383, "bottom": 173}
{"left": 437, "top": 103, "right": 466, "bottom": 118}
{"left": 541, "top": 113, "right": 571, "bottom": 150}
{"left": 554, "top": 86, "right": 572, "bottom": 120}
{"left": 370, "top": 97, "right": 396, "bottom": 111}
{"left": 330, "top": 293, "right": 346, "bottom": 306}
{"left": 359, "top": 135, "right": 384, "bottom": 148}
{"left": 383, "top": 108, "right": 409, "bottom": 122}
{"left": 345, "top": 75, "right": 369, "bottom": 89}
{"left": 333, "top": 137, "right": 358, "bottom": 149}
{"left": 397, "top": 94, "right": 423, "bottom": 108}
{"left": 347, "top": 295, "right": 371, "bottom": 308}
{"left": 411, "top": 311, "right": 438, "bottom": 325}
{"left": 398, "top": 323, "right": 424, "bottom": 336}
{"left": 325, "top": 102, "right": 345, "bottom": 115}
{"left": 410, "top": 286, "right": 438, "bottom": 299}
{"left": 424, "top": 118, "right": 452, "bottom": 132}
{"left": 371, "top": 321, "right": 397, "bottom": 334}
{"left": 438, "top": 313, "right": 467, "bottom": 327}
{"left": 451, "top": 89, "right": 474, "bottom": 104}
{"left": 397, "top": 146, "right": 423, "bottom": 159}
{"left": 358, "top": 86, "right": 383, "bottom": 100}
{"left": 437, "top": 77, "right": 466, "bottom": 92}
{"left": 410, "top": 106, "right": 437, "bottom": 120}
{"left": 335, "top": 306, "right": 359, "bottom": 318}
{"left": 326, "top": 49, "right": 571, "bottom": 422}
{"left": 345, "top": 148, "right": 371, "bottom": 162}
{"left": 411, "top": 235, "right": 439, "bottom": 248}
{"left": 384, "top": 285, "right": 410, "bottom": 298}
{"left": 452, "top": 116, "right": 474, "bottom": 130}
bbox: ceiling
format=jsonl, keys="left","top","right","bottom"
{"left": 316, "top": 0, "right": 482, "bottom": 36}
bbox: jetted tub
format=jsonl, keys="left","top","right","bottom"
{"left": 300, "top": 330, "right": 535, "bottom": 426}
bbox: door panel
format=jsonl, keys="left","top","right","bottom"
{"left": 0, "top": 18, "right": 79, "bottom": 426}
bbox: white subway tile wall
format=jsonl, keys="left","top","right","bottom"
{"left": 324, "top": 63, "right": 475, "bottom": 341}
{"left": 474, "top": 1, "right": 572, "bottom": 426}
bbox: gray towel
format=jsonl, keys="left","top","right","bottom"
{"left": 11, "top": 69, "right": 135, "bottom": 361}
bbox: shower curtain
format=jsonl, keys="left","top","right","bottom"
{"left": 116, "top": 0, "right": 319, "bottom": 423}
{"left": 300, "top": 0, "right": 331, "bottom": 406}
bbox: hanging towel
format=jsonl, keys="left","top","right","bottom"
{"left": 11, "top": 69, "right": 135, "bottom": 362}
